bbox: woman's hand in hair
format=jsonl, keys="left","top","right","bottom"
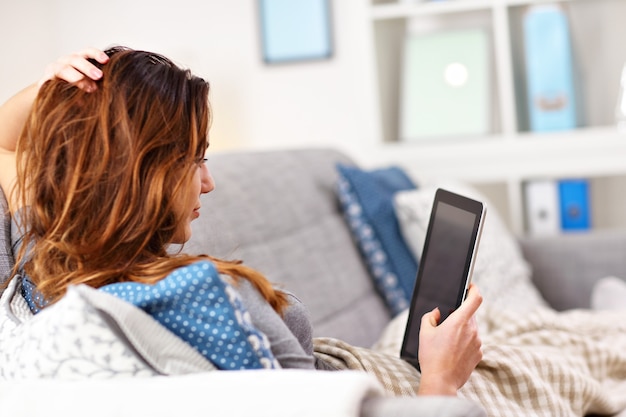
{"left": 416, "top": 284, "right": 483, "bottom": 396}
{"left": 38, "top": 47, "right": 109, "bottom": 92}
{"left": 0, "top": 48, "right": 110, "bottom": 204}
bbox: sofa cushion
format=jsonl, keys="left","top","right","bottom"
{"left": 0, "top": 276, "right": 215, "bottom": 379}
{"left": 335, "top": 164, "right": 417, "bottom": 316}
{"left": 519, "top": 230, "right": 626, "bottom": 310}
{"left": 393, "top": 181, "right": 549, "bottom": 320}
{"left": 184, "top": 149, "right": 391, "bottom": 348}
{"left": 102, "top": 260, "right": 279, "bottom": 370}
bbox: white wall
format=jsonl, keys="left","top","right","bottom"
{"left": 0, "top": 0, "right": 381, "bottom": 155}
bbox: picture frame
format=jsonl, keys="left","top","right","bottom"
{"left": 258, "top": 0, "right": 333, "bottom": 64}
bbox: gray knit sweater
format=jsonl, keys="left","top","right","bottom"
{"left": 232, "top": 279, "right": 336, "bottom": 370}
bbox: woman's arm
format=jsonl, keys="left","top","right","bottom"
{"left": 417, "top": 284, "right": 483, "bottom": 396}
{"left": 0, "top": 48, "right": 109, "bottom": 210}
{"left": 0, "top": 84, "right": 39, "bottom": 154}
{"left": 234, "top": 279, "right": 316, "bottom": 369}
{"left": 0, "top": 84, "right": 39, "bottom": 206}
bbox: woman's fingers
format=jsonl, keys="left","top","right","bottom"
{"left": 416, "top": 284, "right": 484, "bottom": 395}
{"left": 61, "top": 49, "right": 107, "bottom": 79}
{"left": 78, "top": 47, "right": 109, "bottom": 65}
{"left": 38, "top": 48, "right": 109, "bottom": 90}
{"left": 455, "top": 284, "right": 483, "bottom": 321}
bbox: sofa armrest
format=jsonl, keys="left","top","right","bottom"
{"left": 0, "top": 370, "right": 485, "bottom": 417}
{"left": 518, "top": 230, "right": 626, "bottom": 310}
{"left": 362, "top": 396, "right": 486, "bottom": 417}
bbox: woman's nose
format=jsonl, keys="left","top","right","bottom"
{"left": 200, "top": 164, "right": 215, "bottom": 194}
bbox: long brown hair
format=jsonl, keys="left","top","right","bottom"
{"left": 15, "top": 46, "right": 288, "bottom": 314}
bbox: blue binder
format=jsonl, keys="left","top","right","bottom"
{"left": 558, "top": 179, "right": 591, "bottom": 230}
{"left": 523, "top": 5, "right": 577, "bottom": 131}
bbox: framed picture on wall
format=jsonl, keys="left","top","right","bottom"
{"left": 258, "top": 0, "right": 333, "bottom": 64}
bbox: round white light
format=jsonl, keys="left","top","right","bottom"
{"left": 444, "top": 62, "right": 469, "bottom": 87}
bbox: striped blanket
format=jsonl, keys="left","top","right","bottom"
{"left": 314, "top": 307, "right": 626, "bottom": 417}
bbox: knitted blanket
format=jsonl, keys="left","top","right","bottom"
{"left": 314, "top": 307, "right": 626, "bottom": 417}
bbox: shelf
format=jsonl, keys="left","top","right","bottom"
{"left": 370, "top": 0, "right": 625, "bottom": 142}
{"left": 366, "top": 0, "right": 626, "bottom": 234}
{"left": 371, "top": 1, "right": 491, "bottom": 20}
{"left": 371, "top": 0, "right": 576, "bottom": 20}
{"left": 359, "top": 126, "right": 626, "bottom": 183}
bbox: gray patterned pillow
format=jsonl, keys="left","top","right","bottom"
{"left": 0, "top": 277, "right": 215, "bottom": 379}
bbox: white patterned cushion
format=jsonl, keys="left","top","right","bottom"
{"left": 393, "top": 181, "right": 549, "bottom": 324}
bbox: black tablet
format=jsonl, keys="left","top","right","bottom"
{"left": 400, "top": 188, "right": 486, "bottom": 371}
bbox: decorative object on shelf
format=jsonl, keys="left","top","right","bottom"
{"left": 258, "top": 0, "right": 333, "bottom": 64}
{"left": 523, "top": 4, "right": 578, "bottom": 132}
{"left": 615, "top": 63, "right": 626, "bottom": 133}
{"left": 399, "top": 28, "right": 490, "bottom": 141}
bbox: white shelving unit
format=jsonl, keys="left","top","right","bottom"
{"left": 363, "top": 0, "right": 626, "bottom": 235}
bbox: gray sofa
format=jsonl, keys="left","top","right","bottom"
{"left": 2, "top": 147, "right": 626, "bottom": 416}
{"left": 187, "top": 148, "right": 626, "bottom": 414}
{"left": 188, "top": 147, "right": 626, "bottom": 337}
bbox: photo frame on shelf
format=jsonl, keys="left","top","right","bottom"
{"left": 399, "top": 28, "right": 491, "bottom": 141}
{"left": 258, "top": 0, "right": 333, "bottom": 65}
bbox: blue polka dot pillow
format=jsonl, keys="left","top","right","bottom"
{"left": 336, "top": 164, "right": 418, "bottom": 316}
{"left": 101, "top": 260, "right": 279, "bottom": 370}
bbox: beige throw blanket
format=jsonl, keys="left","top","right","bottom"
{"left": 314, "top": 307, "right": 626, "bottom": 417}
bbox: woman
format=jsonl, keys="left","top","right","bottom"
{"left": 0, "top": 47, "right": 482, "bottom": 394}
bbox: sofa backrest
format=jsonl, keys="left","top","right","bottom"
{"left": 184, "top": 148, "right": 391, "bottom": 348}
